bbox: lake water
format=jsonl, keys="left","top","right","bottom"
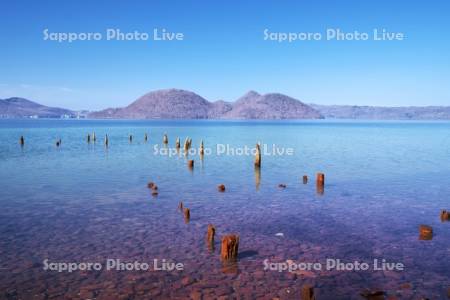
{"left": 0, "top": 119, "right": 449, "bottom": 299}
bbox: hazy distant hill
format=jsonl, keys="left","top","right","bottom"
{"left": 4, "top": 92, "right": 450, "bottom": 120}
{"left": 89, "top": 89, "right": 211, "bottom": 119}
{"left": 223, "top": 91, "right": 323, "bottom": 119}
{"left": 89, "top": 89, "right": 323, "bottom": 119}
{"left": 0, "top": 97, "right": 75, "bottom": 118}
{"left": 311, "top": 104, "right": 450, "bottom": 120}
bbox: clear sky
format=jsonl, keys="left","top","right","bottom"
{"left": 0, "top": 0, "right": 449, "bottom": 110}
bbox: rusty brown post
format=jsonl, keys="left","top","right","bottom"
{"left": 254, "top": 143, "right": 261, "bottom": 168}
{"left": 419, "top": 224, "right": 433, "bottom": 240}
{"left": 184, "top": 208, "right": 190, "bottom": 223}
{"left": 188, "top": 159, "right": 194, "bottom": 169}
{"left": 301, "top": 284, "right": 315, "bottom": 300}
{"left": 221, "top": 234, "right": 239, "bottom": 261}
{"left": 217, "top": 184, "right": 226, "bottom": 192}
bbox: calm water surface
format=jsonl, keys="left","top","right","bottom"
{"left": 0, "top": 119, "right": 449, "bottom": 299}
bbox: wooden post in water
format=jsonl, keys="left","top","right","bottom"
{"left": 19, "top": 136, "right": 24, "bottom": 146}
{"left": 188, "top": 159, "right": 194, "bottom": 169}
{"left": 217, "top": 184, "right": 226, "bottom": 192}
{"left": 419, "top": 224, "right": 433, "bottom": 240}
{"left": 129, "top": 134, "right": 133, "bottom": 143}
{"left": 176, "top": 137, "right": 180, "bottom": 149}
{"left": 144, "top": 133, "right": 148, "bottom": 142}
{"left": 207, "top": 224, "right": 215, "bottom": 243}
{"left": 206, "top": 224, "right": 216, "bottom": 251}
{"left": 183, "top": 137, "right": 189, "bottom": 152}
{"left": 221, "top": 234, "right": 239, "bottom": 261}
{"left": 163, "top": 133, "right": 168, "bottom": 144}
{"left": 56, "top": 139, "right": 61, "bottom": 147}
{"left": 92, "top": 132, "right": 96, "bottom": 142}
{"left": 183, "top": 208, "right": 190, "bottom": 223}
{"left": 316, "top": 173, "right": 325, "bottom": 195}
{"left": 254, "top": 143, "right": 261, "bottom": 168}
{"left": 178, "top": 201, "right": 183, "bottom": 211}
{"left": 104, "top": 134, "right": 109, "bottom": 147}
{"left": 303, "top": 175, "right": 308, "bottom": 184}
{"left": 441, "top": 210, "right": 450, "bottom": 222}
{"left": 301, "top": 284, "right": 315, "bottom": 300}
{"left": 200, "top": 140, "right": 204, "bottom": 156}
{"left": 87, "top": 134, "right": 91, "bottom": 143}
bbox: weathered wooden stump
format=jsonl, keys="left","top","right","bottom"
{"left": 206, "top": 224, "right": 216, "bottom": 251}
{"left": 301, "top": 284, "right": 315, "bottom": 300}
{"left": 206, "top": 224, "right": 215, "bottom": 243}
{"left": 303, "top": 175, "right": 308, "bottom": 184}
{"left": 419, "top": 224, "right": 433, "bottom": 240}
{"left": 92, "top": 132, "right": 96, "bottom": 142}
{"left": 217, "top": 184, "right": 226, "bottom": 192}
{"left": 188, "top": 159, "right": 194, "bottom": 169}
{"left": 152, "top": 191, "right": 158, "bottom": 197}
{"left": 316, "top": 173, "right": 325, "bottom": 186}
{"left": 19, "top": 136, "right": 24, "bottom": 146}
{"left": 184, "top": 208, "right": 190, "bottom": 222}
{"left": 316, "top": 173, "right": 325, "bottom": 195}
{"left": 87, "top": 134, "right": 90, "bottom": 143}
{"left": 183, "top": 137, "right": 189, "bottom": 151}
{"left": 254, "top": 143, "right": 261, "bottom": 168}
{"left": 56, "top": 139, "right": 61, "bottom": 147}
{"left": 176, "top": 137, "right": 180, "bottom": 149}
{"left": 178, "top": 201, "right": 183, "bottom": 211}
{"left": 144, "top": 133, "right": 148, "bottom": 142}
{"left": 104, "top": 134, "right": 109, "bottom": 146}
{"left": 129, "top": 134, "right": 133, "bottom": 142}
{"left": 200, "top": 140, "right": 204, "bottom": 155}
{"left": 147, "top": 182, "right": 155, "bottom": 189}
{"left": 163, "top": 133, "right": 168, "bottom": 144}
{"left": 441, "top": 210, "right": 450, "bottom": 221}
{"left": 221, "top": 234, "right": 239, "bottom": 261}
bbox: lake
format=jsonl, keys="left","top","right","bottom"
{"left": 0, "top": 119, "right": 449, "bottom": 299}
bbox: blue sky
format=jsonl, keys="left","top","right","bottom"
{"left": 0, "top": 0, "right": 449, "bottom": 110}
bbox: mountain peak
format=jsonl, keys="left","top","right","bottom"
{"left": 0, "top": 97, "right": 74, "bottom": 118}
{"left": 244, "top": 90, "right": 260, "bottom": 97}
{"left": 89, "top": 88, "right": 323, "bottom": 119}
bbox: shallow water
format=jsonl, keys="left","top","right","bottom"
{"left": 0, "top": 119, "right": 450, "bottom": 299}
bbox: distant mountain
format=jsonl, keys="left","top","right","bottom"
{"left": 311, "top": 104, "right": 450, "bottom": 120}
{"left": 89, "top": 89, "right": 323, "bottom": 119}
{"left": 89, "top": 89, "right": 211, "bottom": 119}
{"left": 0, "top": 97, "right": 75, "bottom": 118}
{"left": 222, "top": 91, "right": 323, "bottom": 119}
{"left": 5, "top": 92, "right": 450, "bottom": 120}
{"left": 207, "top": 100, "right": 233, "bottom": 118}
